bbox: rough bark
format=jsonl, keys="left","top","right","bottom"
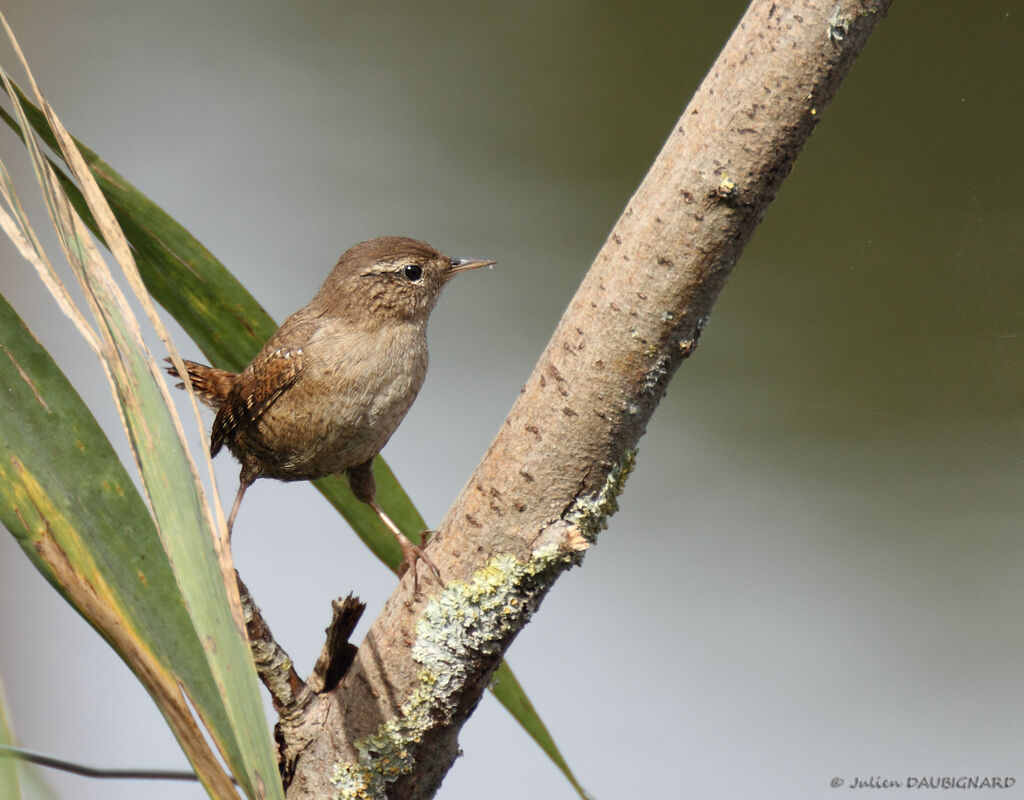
{"left": 281, "top": 1, "right": 894, "bottom": 797}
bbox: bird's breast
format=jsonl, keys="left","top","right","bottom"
{"left": 251, "top": 323, "right": 428, "bottom": 480}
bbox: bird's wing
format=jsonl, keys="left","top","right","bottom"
{"left": 210, "top": 343, "right": 306, "bottom": 456}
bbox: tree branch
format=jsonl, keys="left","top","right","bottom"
{"left": 236, "top": 573, "right": 312, "bottom": 719}
{"left": 281, "top": 1, "right": 894, "bottom": 796}
{"left": 307, "top": 594, "right": 365, "bottom": 696}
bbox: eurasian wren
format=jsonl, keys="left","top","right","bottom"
{"left": 167, "top": 236, "right": 494, "bottom": 585}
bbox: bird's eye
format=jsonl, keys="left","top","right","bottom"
{"left": 403, "top": 264, "right": 423, "bottom": 281}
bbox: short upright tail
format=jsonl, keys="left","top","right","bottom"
{"left": 164, "top": 358, "right": 237, "bottom": 410}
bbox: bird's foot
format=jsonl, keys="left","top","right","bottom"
{"left": 396, "top": 533, "right": 442, "bottom": 595}
{"left": 368, "top": 500, "right": 442, "bottom": 594}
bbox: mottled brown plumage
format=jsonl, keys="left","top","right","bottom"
{"left": 167, "top": 236, "right": 493, "bottom": 586}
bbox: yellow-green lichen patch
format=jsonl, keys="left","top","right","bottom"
{"left": 716, "top": 175, "right": 737, "bottom": 200}
{"left": 565, "top": 449, "right": 637, "bottom": 541}
{"left": 331, "top": 546, "right": 573, "bottom": 799}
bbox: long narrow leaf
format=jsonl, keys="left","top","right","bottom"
{"left": 0, "top": 26, "right": 283, "bottom": 800}
{"left": 0, "top": 293, "right": 239, "bottom": 799}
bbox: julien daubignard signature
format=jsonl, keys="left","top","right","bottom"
{"left": 835, "top": 776, "right": 1016, "bottom": 790}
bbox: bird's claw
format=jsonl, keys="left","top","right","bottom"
{"left": 397, "top": 533, "right": 442, "bottom": 595}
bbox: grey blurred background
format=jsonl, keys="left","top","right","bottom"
{"left": 2, "top": 2, "right": 1023, "bottom": 798}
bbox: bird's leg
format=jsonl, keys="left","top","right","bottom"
{"left": 348, "top": 459, "right": 441, "bottom": 592}
{"left": 367, "top": 499, "right": 442, "bottom": 593}
{"left": 227, "top": 464, "right": 258, "bottom": 538}
{"left": 226, "top": 484, "right": 246, "bottom": 538}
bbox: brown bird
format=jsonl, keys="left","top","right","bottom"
{"left": 167, "top": 236, "right": 494, "bottom": 585}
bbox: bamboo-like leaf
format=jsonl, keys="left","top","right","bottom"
{"left": 0, "top": 24, "right": 283, "bottom": 800}
{"left": 0, "top": 292, "right": 238, "bottom": 799}
{"left": 0, "top": 56, "right": 589, "bottom": 800}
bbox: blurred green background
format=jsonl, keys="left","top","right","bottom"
{"left": 1, "top": 2, "right": 1023, "bottom": 798}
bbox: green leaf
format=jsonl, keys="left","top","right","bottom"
{"left": 0, "top": 32, "right": 283, "bottom": 798}
{"left": 0, "top": 292, "right": 240, "bottom": 799}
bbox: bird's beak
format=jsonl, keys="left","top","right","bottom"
{"left": 449, "top": 257, "right": 496, "bottom": 275}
